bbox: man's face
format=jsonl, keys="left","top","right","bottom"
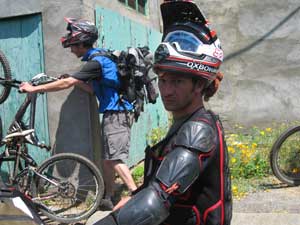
{"left": 70, "top": 44, "right": 86, "bottom": 58}
{"left": 158, "top": 72, "right": 203, "bottom": 118}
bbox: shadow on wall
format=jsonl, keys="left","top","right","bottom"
{"left": 224, "top": 5, "right": 300, "bottom": 62}
{"left": 0, "top": 15, "right": 40, "bottom": 39}
{"left": 52, "top": 87, "right": 99, "bottom": 160}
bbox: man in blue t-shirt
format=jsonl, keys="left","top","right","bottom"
{"left": 19, "top": 17, "right": 137, "bottom": 209}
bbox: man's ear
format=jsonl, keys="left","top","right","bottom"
{"left": 193, "top": 79, "right": 205, "bottom": 94}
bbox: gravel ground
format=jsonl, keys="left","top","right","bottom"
{"left": 49, "top": 178, "right": 300, "bottom": 224}
{"left": 234, "top": 182, "right": 300, "bottom": 214}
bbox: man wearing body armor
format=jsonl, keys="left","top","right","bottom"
{"left": 93, "top": 1, "right": 232, "bottom": 225}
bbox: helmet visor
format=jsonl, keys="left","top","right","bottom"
{"left": 164, "top": 30, "right": 203, "bottom": 53}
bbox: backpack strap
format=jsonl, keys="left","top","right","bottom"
{"left": 87, "top": 50, "right": 116, "bottom": 62}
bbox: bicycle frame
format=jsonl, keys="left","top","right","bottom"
{"left": 0, "top": 61, "right": 104, "bottom": 223}
{"left": 0, "top": 80, "right": 50, "bottom": 146}
{"left": 0, "top": 80, "right": 51, "bottom": 189}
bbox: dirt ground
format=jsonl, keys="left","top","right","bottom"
{"left": 51, "top": 176, "right": 300, "bottom": 225}
{"left": 234, "top": 179, "right": 300, "bottom": 214}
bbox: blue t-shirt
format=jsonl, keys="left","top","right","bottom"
{"left": 73, "top": 48, "right": 133, "bottom": 113}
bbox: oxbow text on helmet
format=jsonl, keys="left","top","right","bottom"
{"left": 186, "top": 62, "right": 218, "bottom": 73}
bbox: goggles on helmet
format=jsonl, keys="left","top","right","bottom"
{"left": 164, "top": 30, "right": 203, "bottom": 53}
{"left": 153, "top": 42, "right": 221, "bottom": 80}
{"left": 163, "top": 29, "right": 223, "bottom": 61}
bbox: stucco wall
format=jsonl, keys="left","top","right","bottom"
{"left": 194, "top": 0, "right": 300, "bottom": 128}
{"left": 40, "top": 0, "right": 96, "bottom": 162}
{"left": 0, "top": 0, "right": 41, "bottom": 18}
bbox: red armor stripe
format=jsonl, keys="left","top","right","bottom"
{"left": 216, "top": 121, "right": 225, "bottom": 225}
{"left": 203, "top": 121, "right": 225, "bottom": 224}
{"left": 198, "top": 151, "right": 213, "bottom": 170}
{"left": 203, "top": 200, "right": 222, "bottom": 222}
{"left": 192, "top": 117, "right": 212, "bottom": 125}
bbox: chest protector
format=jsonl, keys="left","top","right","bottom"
{"left": 144, "top": 109, "right": 232, "bottom": 225}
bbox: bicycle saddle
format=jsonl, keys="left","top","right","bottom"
{"left": 4, "top": 129, "right": 35, "bottom": 139}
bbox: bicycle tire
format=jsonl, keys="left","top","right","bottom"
{"left": 0, "top": 116, "right": 2, "bottom": 141}
{"left": 0, "top": 50, "right": 12, "bottom": 104}
{"left": 31, "top": 153, "right": 104, "bottom": 223}
{"left": 270, "top": 125, "right": 300, "bottom": 186}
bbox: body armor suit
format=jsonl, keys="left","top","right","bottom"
{"left": 110, "top": 108, "right": 232, "bottom": 225}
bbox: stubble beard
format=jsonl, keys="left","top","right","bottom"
{"left": 163, "top": 97, "right": 194, "bottom": 114}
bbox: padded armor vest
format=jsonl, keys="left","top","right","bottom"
{"left": 144, "top": 108, "right": 232, "bottom": 225}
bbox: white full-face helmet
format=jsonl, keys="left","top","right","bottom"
{"left": 153, "top": 1, "right": 223, "bottom": 81}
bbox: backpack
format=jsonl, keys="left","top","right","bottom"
{"left": 89, "top": 46, "right": 159, "bottom": 121}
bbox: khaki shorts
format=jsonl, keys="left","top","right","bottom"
{"left": 102, "top": 111, "right": 134, "bottom": 162}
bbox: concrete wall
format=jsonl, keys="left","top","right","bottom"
{"left": 0, "top": 0, "right": 41, "bottom": 18}
{"left": 40, "top": 0, "right": 97, "bottom": 163}
{"left": 194, "top": 0, "right": 300, "bottom": 128}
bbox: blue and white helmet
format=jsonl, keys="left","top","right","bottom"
{"left": 153, "top": 1, "right": 223, "bottom": 81}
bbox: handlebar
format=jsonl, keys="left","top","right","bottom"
{"left": 0, "top": 73, "right": 58, "bottom": 89}
{"left": 0, "top": 79, "right": 22, "bottom": 88}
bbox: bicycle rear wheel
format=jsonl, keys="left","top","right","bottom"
{"left": 270, "top": 125, "right": 300, "bottom": 186}
{"left": 31, "top": 153, "right": 104, "bottom": 223}
{"left": 0, "top": 50, "right": 12, "bottom": 104}
{"left": 0, "top": 116, "right": 2, "bottom": 142}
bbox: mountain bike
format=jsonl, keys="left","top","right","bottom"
{"left": 0, "top": 50, "right": 104, "bottom": 223}
{"left": 270, "top": 125, "right": 300, "bottom": 186}
{"left": 0, "top": 49, "right": 12, "bottom": 104}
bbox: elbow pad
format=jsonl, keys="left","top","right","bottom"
{"left": 113, "top": 185, "right": 169, "bottom": 225}
{"left": 156, "top": 147, "right": 200, "bottom": 193}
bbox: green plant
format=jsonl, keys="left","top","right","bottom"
{"left": 132, "top": 164, "right": 144, "bottom": 185}
{"left": 147, "top": 125, "right": 168, "bottom": 146}
{"left": 227, "top": 122, "right": 300, "bottom": 197}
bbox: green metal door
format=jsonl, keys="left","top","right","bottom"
{"left": 0, "top": 14, "right": 49, "bottom": 164}
{"left": 95, "top": 7, "right": 168, "bottom": 167}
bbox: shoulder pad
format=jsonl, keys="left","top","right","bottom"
{"left": 174, "top": 120, "right": 216, "bottom": 153}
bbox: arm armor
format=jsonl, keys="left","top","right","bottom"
{"left": 112, "top": 184, "right": 170, "bottom": 225}
{"left": 156, "top": 121, "right": 216, "bottom": 193}
{"left": 156, "top": 147, "right": 200, "bottom": 193}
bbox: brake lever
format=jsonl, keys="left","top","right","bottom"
{"left": 38, "top": 142, "right": 52, "bottom": 152}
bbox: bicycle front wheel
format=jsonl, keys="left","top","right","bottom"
{"left": 31, "top": 153, "right": 104, "bottom": 223}
{"left": 0, "top": 50, "right": 12, "bottom": 104}
{"left": 270, "top": 125, "right": 300, "bottom": 186}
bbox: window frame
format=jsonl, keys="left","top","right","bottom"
{"left": 118, "top": 0, "right": 148, "bottom": 15}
